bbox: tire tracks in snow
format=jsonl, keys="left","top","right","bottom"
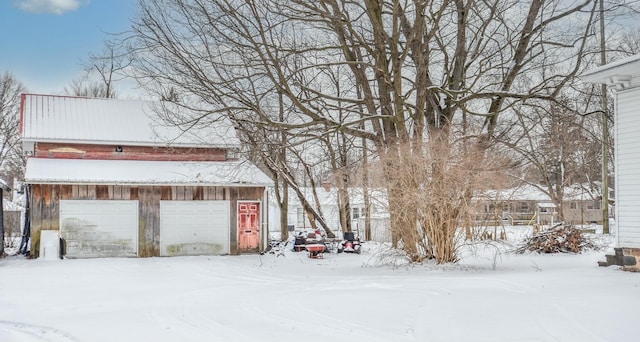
{"left": 0, "top": 320, "right": 79, "bottom": 342}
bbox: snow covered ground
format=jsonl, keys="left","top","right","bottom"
{"left": 1, "top": 227, "right": 638, "bottom": 342}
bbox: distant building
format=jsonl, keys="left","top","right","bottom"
{"left": 2, "top": 194, "right": 23, "bottom": 239}
{"left": 269, "top": 186, "right": 390, "bottom": 241}
{"left": 474, "top": 185, "right": 611, "bottom": 226}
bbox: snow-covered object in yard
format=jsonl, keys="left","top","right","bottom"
{"left": 38, "top": 230, "right": 60, "bottom": 260}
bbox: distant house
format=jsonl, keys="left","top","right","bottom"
{"left": 582, "top": 54, "right": 640, "bottom": 271}
{"left": 20, "top": 94, "right": 272, "bottom": 258}
{"left": 2, "top": 190, "right": 23, "bottom": 239}
{"left": 474, "top": 185, "right": 609, "bottom": 226}
{"left": 273, "top": 184, "right": 606, "bottom": 243}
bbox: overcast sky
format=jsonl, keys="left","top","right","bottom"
{"left": 0, "top": 0, "right": 137, "bottom": 96}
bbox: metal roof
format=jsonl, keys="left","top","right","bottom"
{"left": 580, "top": 54, "right": 640, "bottom": 88}
{"left": 20, "top": 94, "right": 241, "bottom": 148}
{"left": 476, "top": 184, "right": 603, "bottom": 202}
{"left": 24, "top": 158, "right": 273, "bottom": 186}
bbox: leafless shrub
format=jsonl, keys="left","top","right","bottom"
{"left": 380, "top": 137, "right": 512, "bottom": 264}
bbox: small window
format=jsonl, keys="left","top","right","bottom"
{"left": 296, "top": 207, "right": 305, "bottom": 227}
{"left": 587, "top": 200, "right": 601, "bottom": 210}
{"left": 352, "top": 207, "right": 360, "bottom": 220}
{"left": 520, "top": 202, "right": 530, "bottom": 212}
{"left": 570, "top": 202, "right": 577, "bottom": 210}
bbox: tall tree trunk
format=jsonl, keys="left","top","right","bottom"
{"left": 1, "top": 188, "right": 4, "bottom": 257}
{"left": 278, "top": 91, "right": 289, "bottom": 241}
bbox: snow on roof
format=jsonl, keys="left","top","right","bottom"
{"left": 24, "top": 158, "right": 273, "bottom": 186}
{"left": 477, "top": 184, "right": 603, "bottom": 202}
{"left": 580, "top": 54, "right": 640, "bottom": 87}
{"left": 3, "top": 199, "right": 23, "bottom": 211}
{"left": 0, "top": 178, "right": 9, "bottom": 191}
{"left": 477, "top": 185, "right": 551, "bottom": 202}
{"left": 20, "top": 94, "right": 240, "bottom": 148}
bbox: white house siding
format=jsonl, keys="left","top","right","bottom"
{"left": 286, "top": 204, "right": 342, "bottom": 231}
{"left": 270, "top": 187, "right": 389, "bottom": 239}
{"left": 356, "top": 217, "right": 392, "bottom": 242}
{"left": 615, "top": 89, "right": 640, "bottom": 248}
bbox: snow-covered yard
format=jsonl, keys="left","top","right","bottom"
{"left": 1, "top": 228, "right": 638, "bottom": 342}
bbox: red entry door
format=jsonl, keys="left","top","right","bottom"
{"left": 238, "top": 202, "right": 260, "bottom": 252}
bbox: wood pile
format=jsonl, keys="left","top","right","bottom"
{"left": 514, "top": 224, "right": 599, "bottom": 254}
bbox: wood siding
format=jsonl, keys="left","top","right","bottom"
{"left": 616, "top": 89, "right": 640, "bottom": 248}
{"left": 29, "top": 184, "right": 265, "bottom": 257}
{"left": 35, "top": 143, "right": 227, "bottom": 161}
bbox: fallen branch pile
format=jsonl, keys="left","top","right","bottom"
{"left": 514, "top": 224, "right": 600, "bottom": 254}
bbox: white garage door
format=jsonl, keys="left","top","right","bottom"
{"left": 60, "top": 200, "right": 139, "bottom": 258}
{"left": 160, "top": 201, "right": 230, "bottom": 256}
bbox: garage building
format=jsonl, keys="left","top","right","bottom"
{"left": 21, "top": 94, "right": 272, "bottom": 258}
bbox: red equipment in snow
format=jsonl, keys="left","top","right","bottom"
{"left": 337, "top": 231, "right": 361, "bottom": 254}
{"left": 305, "top": 244, "right": 326, "bottom": 258}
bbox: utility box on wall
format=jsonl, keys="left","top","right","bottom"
{"left": 39, "top": 230, "right": 60, "bottom": 260}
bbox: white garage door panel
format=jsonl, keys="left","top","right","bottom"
{"left": 160, "top": 201, "right": 230, "bottom": 256}
{"left": 60, "top": 200, "right": 139, "bottom": 258}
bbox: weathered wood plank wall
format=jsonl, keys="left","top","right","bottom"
{"left": 29, "top": 184, "right": 265, "bottom": 257}
{"left": 138, "top": 187, "right": 161, "bottom": 257}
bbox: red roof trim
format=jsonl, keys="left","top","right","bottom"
{"left": 19, "top": 93, "right": 26, "bottom": 135}
{"left": 20, "top": 92, "right": 109, "bottom": 100}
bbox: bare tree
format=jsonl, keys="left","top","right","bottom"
{"left": 65, "top": 77, "right": 117, "bottom": 98}
{"left": 0, "top": 72, "right": 26, "bottom": 181}
{"left": 500, "top": 98, "right": 603, "bottom": 222}
{"left": 65, "top": 40, "right": 131, "bottom": 98}
{"left": 613, "top": 28, "right": 640, "bottom": 55}
{"left": 235, "top": 118, "right": 338, "bottom": 238}
{"left": 126, "top": 0, "right": 611, "bottom": 263}
{"left": 0, "top": 72, "right": 26, "bottom": 256}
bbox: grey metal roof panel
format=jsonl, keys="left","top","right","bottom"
{"left": 20, "top": 94, "right": 240, "bottom": 148}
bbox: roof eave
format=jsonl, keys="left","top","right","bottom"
{"left": 20, "top": 137, "right": 241, "bottom": 149}
{"left": 24, "top": 180, "right": 273, "bottom": 187}
{"left": 580, "top": 54, "right": 640, "bottom": 87}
